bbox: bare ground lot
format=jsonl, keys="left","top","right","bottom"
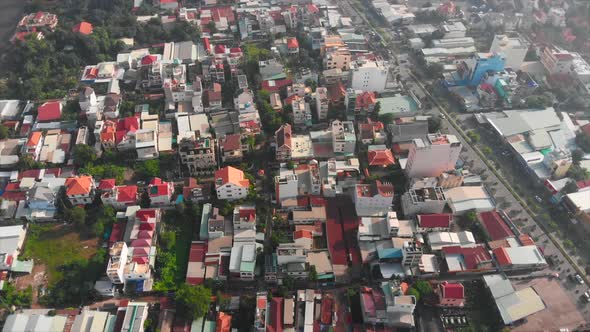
{"left": 511, "top": 278, "right": 588, "bottom": 332}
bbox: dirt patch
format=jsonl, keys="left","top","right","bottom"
{"left": 13, "top": 264, "right": 47, "bottom": 308}
{"left": 22, "top": 224, "right": 100, "bottom": 284}
{"left": 511, "top": 278, "right": 588, "bottom": 332}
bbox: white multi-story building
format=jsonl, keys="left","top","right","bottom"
{"left": 65, "top": 175, "right": 96, "bottom": 206}
{"left": 215, "top": 166, "right": 251, "bottom": 201}
{"left": 107, "top": 242, "right": 129, "bottom": 284}
{"left": 353, "top": 181, "right": 394, "bottom": 217}
{"left": 350, "top": 58, "right": 390, "bottom": 93}
{"left": 331, "top": 120, "right": 356, "bottom": 157}
{"left": 490, "top": 34, "right": 529, "bottom": 69}
{"left": 292, "top": 97, "right": 312, "bottom": 129}
{"left": 275, "top": 172, "right": 298, "bottom": 203}
{"left": 405, "top": 134, "right": 461, "bottom": 178}
{"left": 315, "top": 87, "right": 329, "bottom": 121}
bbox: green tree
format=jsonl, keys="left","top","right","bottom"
{"left": 427, "top": 116, "right": 442, "bottom": 133}
{"left": 467, "top": 131, "right": 480, "bottom": 143}
{"left": 524, "top": 95, "right": 552, "bottom": 109}
{"left": 576, "top": 133, "right": 590, "bottom": 153}
{"left": 136, "top": 159, "right": 160, "bottom": 180}
{"left": 567, "top": 164, "right": 589, "bottom": 181}
{"left": 308, "top": 265, "right": 318, "bottom": 281}
{"left": 175, "top": 284, "right": 212, "bottom": 318}
{"left": 481, "top": 146, "right": 492, "bottom": 155}
{"left": 65, "top": 206, "right": 87, "bottom": 226}
{"left": 407, "top": 287, "right": 421, "bottom": 301}
{"left": 378, "top": 113, "right": 395, "bottom": 125}
{"left": 0, "top": 125, "right": 9, "bottom": 139}
{"left": 73, "top": 145, "right": 97, "bottom": 166}
{"left": 561, "top": 180, "right": 579, "bottom": 194}
{"left": 414, "top": 280, "right": 433, "bottom": 296}
{"left": 457, "top": 210, "right": 478, "bottom": 229}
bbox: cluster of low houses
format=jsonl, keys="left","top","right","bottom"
{"left": 0, "top": 0, "right": 572, "bottom": 329}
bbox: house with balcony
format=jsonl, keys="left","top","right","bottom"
{"left": 179, "top": 137, "right": 217, "bottom": 176}
{"left": 65, "top": 175, "right": 96, "bottom": 206}
{"left": 101, "top": 185, "right": 139, "bottom": 210}
{"left": 147, "top": 178, "right": 174, "bottom": 206}
{"left": 215, "top": 166, "right": 251, "bottom": 201}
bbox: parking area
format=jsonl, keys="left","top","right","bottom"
{"left": 510, "top": 278, "right": 588, "bottom": 332}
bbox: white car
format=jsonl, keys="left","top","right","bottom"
{"left": 575, "top": 274, "right": 585, "bottom": 284}
{"left": 583, "top": 291, "right": 590, "bottom": 302}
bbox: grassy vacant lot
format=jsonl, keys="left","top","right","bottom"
{"left": 22, "top": 224, "right": 99, "bottom": 284}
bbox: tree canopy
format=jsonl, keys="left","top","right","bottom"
{"left": 175, "top": 284, "right": 212, "bottom": 318}
{"left": 73, "top": 145, "right": 97, "bottom": 167}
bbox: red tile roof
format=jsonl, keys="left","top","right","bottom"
{"left": 294, "top": 229, "right": 313, "bottom": 239}
{"left": 148, "top": 178, "right": 171, "bottom": 197}
{"left": 4, "top": 182, "right": 20, "bottom": 191}
{"left": 417, "top": 214, "right": 452, "bottom": 229}
{"left": 215, "top": 166, "right": 250, "bottom": 188}
{"left": 27, "top": 131, "right": 42, "bottom": 147}
{"left": 141, "top": 55, "right": 158, "bottom": 65}
{"left": 117, "top": 185, "right": 138, "bottom": 203}
{"left": 98, "top": 179, "right": 116, "bottom": 190}
{"left": 287, "top": 37, "right": 299, "bottom": 49}
{"left": 72, "top": 21, "right": 93, "bottom": 35}
{"left": 478, "top": 211, "right": 514, "bottom": 241}
{"left": 267, "top": 298, "right": 283, "bottom": 332}
{"left": 492, "top": 247, "right": 512, "bottom": 266}
{"left": 368, "top": 148, "right": 395, "bottom": 167}
{"left": 356, "top": 91, "right": 376, "bottom": 109}
{"left": 65, "top": 175, "right": 94, "bottom": 196}
{"left": 37, "top": 101, "right": 62, "bottom": 122}
{"left": 261, "top": 79, "right": 292, "bottom": 92}
{"left": 440, "top": 282, "right": 464, "bottom": 299}
{"left": 442, "top": 245, "right": 492, "bottom": 271}
{"left": 221, "top": 133, "right": 241, "bottom": 151}
{"left": 518, "top": 234, "right": 535, "bottom": 246}
{"left": 321, "top": 297, "right": 333, "bottom": 325}
{"left": 109, "top": 221, "right": 126, "bottom": 246}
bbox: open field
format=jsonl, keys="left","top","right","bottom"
{"left": 22, "top": 224, "right": 100, "bottom": 284}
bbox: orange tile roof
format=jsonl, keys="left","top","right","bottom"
{"left": 215, "top": 166, "right": 250, "bottom": 188}
{"left": 72, "top": 21, "right": 93, "bottom": 35}
{"left": 27, "top": 131, "right": 42, "bottom": 147}
{"left": 294, "top": 229, "right": 313, "bottom": 239}
{"left": 65, "top": 175, "right": 94, "bottom": 196}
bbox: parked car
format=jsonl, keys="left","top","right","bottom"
{"left": 583, "top": 291, "right": 590, "bottom": 302}
{"left": 575, "top": 274, "right": 585, "bottom": 284}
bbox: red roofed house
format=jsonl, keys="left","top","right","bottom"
{"left": 275, "top": 123, "right": 293, "bottom": 161}
{"left": 11, "top": 28, "right": 44, "bottom": 43}
{"left": 220, "top": 133, "right": 243, "bottom": 163}
{"left": 477, "top": 211, "right": 514, "bottom": 241}
{"left": 98, "top": 179, "right": 116, "bottom": 191}
{"left": 442, "top": 245, "right": 493, "bottom": 273}
{"left": 17, "top": 11, "right": 58, "bottom": 32}
{"left": 101, "top": 185, "right": 139, "bottom": 210}
{"left": 358, "top": 120, "right": 386, "bottom": 145}
{"left": 65, "top": 175, "right": 96, "bottom": 205}
{"left": 25, "top": 131, "right": 43, "bottom": 161}
{"left": 275, "top": 124, "right": 292, "bottom": 161}
{"left": 287, "top": 37, "right": 299, "bottom": 55}
{"left": 293, "top": 229, "right": 313, "bottom": 250}
{"left": 261, "top": 79, "right": 293, "bottom": 93}
{"left": 147, "top": 178, "right": 174, "bottom": 206}
{"left": 367, "top": 145, "right": 395, "bottom": 168}
{"left": 186, "top": 241, "right": 207, "bottom": 285}
{"left": 353, "top": 181, "right": 394, "bottom": 216}
{"left": 72, "top": 21, "right": 93, "bottom": 35}
{"left": 100, "top": 117, "right": 139, "bottom": 151}
{"left": 36, "top": 101, "right": 62, "bottom": 122}
{"left": 353, "top": 91, "right": 377, "bottom": 115}
{"left": 437, "top": 282, "right": 465, "bottom": 307}
{"left": 215, "top": 166, "right": 250, "bottom": 201}
{"left": 321, "top": 296, "right": 334, "bottom": 325}
{"left": 267, "top": 297, "right": 283, "bottom": 332}
{"left": 416, "top": 214, "right": 452, "bottom": 232}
